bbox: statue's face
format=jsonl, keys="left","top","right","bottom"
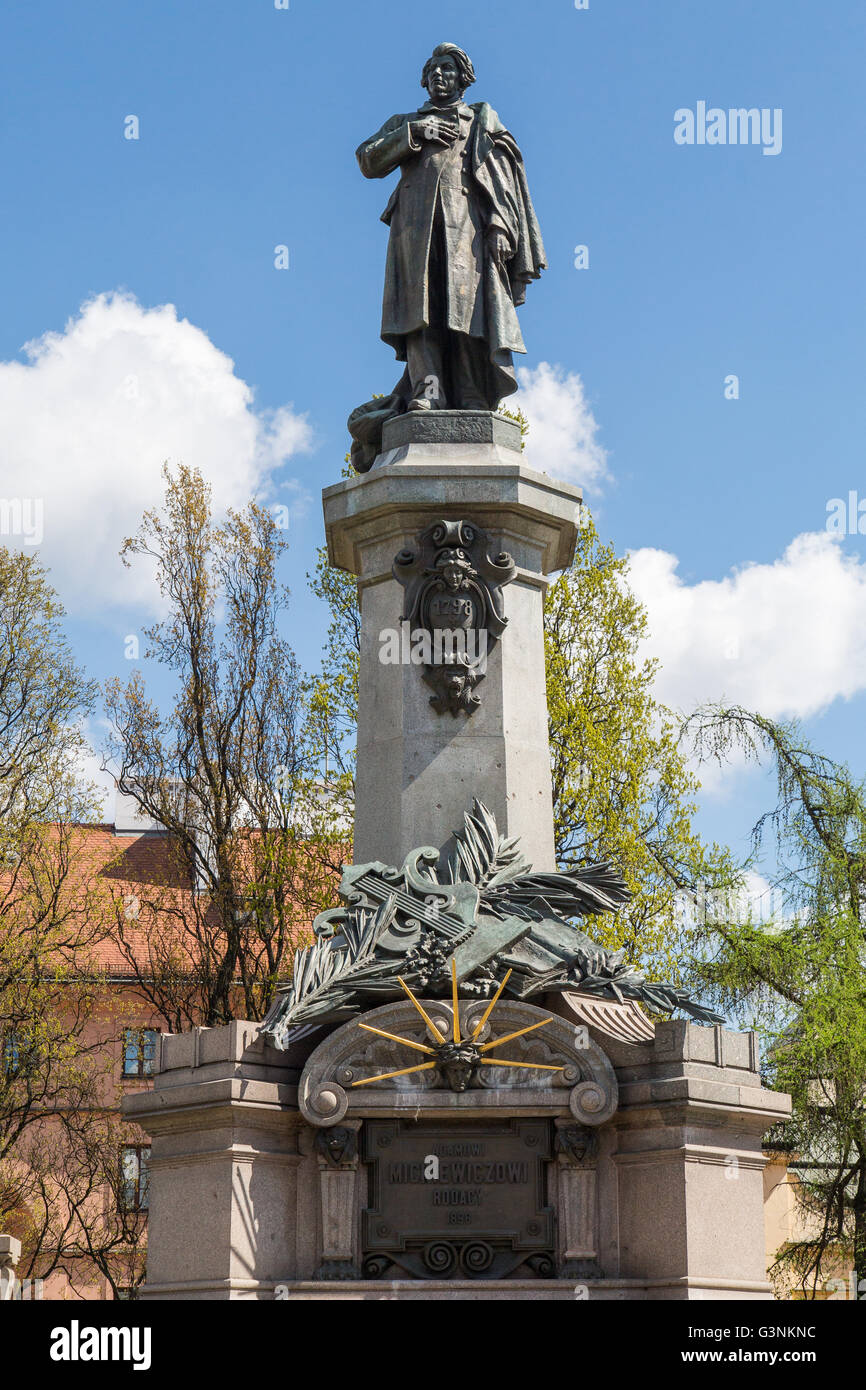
{"left": 425, "top": 54, "right": 462, "bottom": 103}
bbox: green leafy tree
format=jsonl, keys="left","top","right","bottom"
{"left": 0, "top": 548, "right": 97, "bottom": 843}
{"left": 0, "top": 547, "right": 144, "bottom": 1295}
{"left": 104, "top": 464, "right": 343, "bottom": 1029}
{"left": 544, "top": 511, "right": 735, "bottom": 983}
{"left": 686, "top": 705, "right": 866, "bottom": 1298}
{"left": 302, "top": 543, "right": 358, "bottom": 804}
{"left": 0, "top": 545, "right": 103, "bottom": 1173}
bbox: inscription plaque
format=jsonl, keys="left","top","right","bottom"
{"left": 361, "top": 1117, "right": 554, "bottom": 1279}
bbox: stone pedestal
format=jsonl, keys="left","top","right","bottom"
{"left": 323, "top": 417, "right": 581, "bottom": 871}
{"left": 126, "top": 412, "right": 791, "bottom": 1302}
{"left": 125, "top": 1006, "right": 790, "bottom": 1300}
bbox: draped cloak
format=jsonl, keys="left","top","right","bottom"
{"left": 348, "top": 100, "right": 546, "bottom": 471}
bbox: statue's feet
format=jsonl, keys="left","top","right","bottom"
{"left": 407, "top": 398, "right": 433, "bottom": 412}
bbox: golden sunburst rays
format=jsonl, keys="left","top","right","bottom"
{"left": 478, "top": 1015, "right": 562, "bottom": 1070}
{"left": 349, "top": 961, "right": 565, "bottom": 1087}
{"left": 350, "top": 1020, "right": 437, "bottom": 1087}
{"left": 470, "top": 967, "right": 511, "bottom": 1039}
{"left": 357, "top": 1024, "right": 435, "bottom": 1054}
{"left": 396, "top": 976, "right": 446, "bottom": 1043}
{"left": 451, "top": 957, "right": 461, "bottom": 1042}
{"left": 350, "top": 1060, "right": 437, "bottom": 1087}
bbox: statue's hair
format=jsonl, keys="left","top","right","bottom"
{"left": 421, "top": 43, "right": 476, "bottom": 92}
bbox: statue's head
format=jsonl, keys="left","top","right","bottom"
{"left": 421, "top": 43, "right": 475, "bottom": 103}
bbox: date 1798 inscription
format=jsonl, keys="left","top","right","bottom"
{"left": 361, "top": 1118, "right": 555, "bottom": 1280}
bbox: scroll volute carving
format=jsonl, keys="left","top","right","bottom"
{"left": 393, "top": 519, "right": 516, "bottom": 716}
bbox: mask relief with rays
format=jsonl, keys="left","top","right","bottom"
{"left": 350, "top": 961, "right": 565, "bottom": 1093}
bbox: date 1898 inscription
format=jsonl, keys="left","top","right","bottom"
{"left": 361, "top": 1118, "right": 554, "bottom": 1279}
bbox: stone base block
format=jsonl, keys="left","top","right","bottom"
{"left": 379, "top": 409, "right": 523, "bottom": 457}
{"left": 125, "top": 1014, "right": 790, "bottom": 1301}
{"left": 268, "top": 1276, "right": 774, "bottom": 1301}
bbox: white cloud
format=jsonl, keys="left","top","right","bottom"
{"left": 627, "top": 531, "right": 866, "bottom": 721}
{"left": 515, "top": 362, "right": 608, "bottom": 489}
{"left": 0, "top": 292, "right": 313, "bottom": 613}
{"left": 741, "top": 869, "right": 775, "bottom": 921}
{"left": 73, "top": 730, "right": 116, "bottom": 822}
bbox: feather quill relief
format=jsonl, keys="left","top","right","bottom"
{"left": 447, "top": 798, "right": 631, "bottom": 917}
{"left": 262, "top": 796, "right": 723, "bottom": 1045}
{"left": 445, "top": 802, "right": 719, "bottom": 1023}
{"left": 484, "top": 865, "right": 632, "bottom": 919}
{"left": 445, "top": 800, "right": 530, "bottom": 888}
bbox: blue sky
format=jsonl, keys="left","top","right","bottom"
{"left": 2, "top": 0, "right": 865, "bottom": 881}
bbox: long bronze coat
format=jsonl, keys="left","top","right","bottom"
{"left": 356, "top": 99, "right": 546, "bottom": 388}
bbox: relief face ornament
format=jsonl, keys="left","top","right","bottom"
{"left": 393, "top": 519, "right": 516, "bottom": 716}
{"left": 350, "top": 960, "right": 564, "bottom": 1093}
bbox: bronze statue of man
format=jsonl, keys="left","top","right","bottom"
{"left": 348, "top": 43, "right": 546, "bottom": 471}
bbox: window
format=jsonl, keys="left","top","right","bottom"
{"left": 1, "top": 1032, "right": 35, "bottom": 1076}
{"left": 2, "top": 1033, "right": 20, "bottom": 1075}
{"left": 121, "top": 1145, "right": 150, "bottom": 1212}
{"left": 122, "top": 1029, "right": 158, "bottom": 1078}
{"left": 189, "top": 826, "right": 217, "bottom": 895}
